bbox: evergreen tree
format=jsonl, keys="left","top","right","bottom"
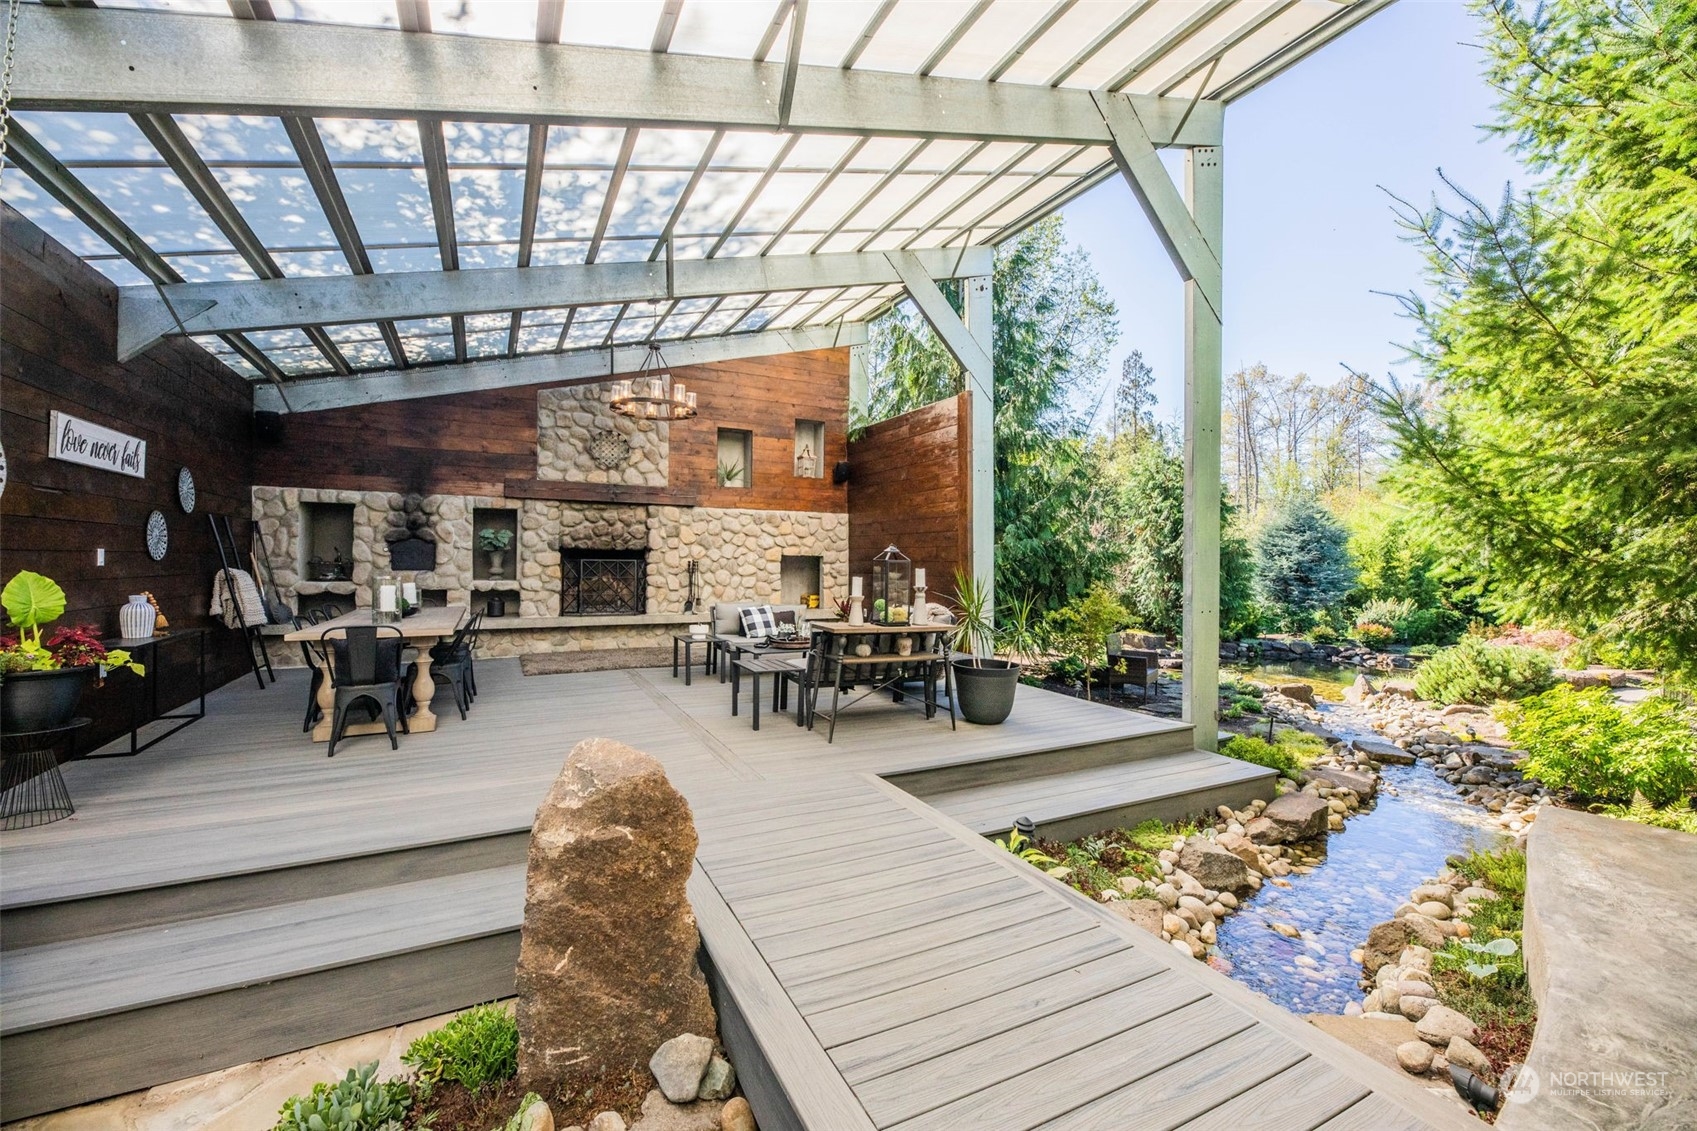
{"left": 1376, "top": 0, "right": 1697, "bottom": 676}
{"left": 1112, "top": 351, "right": 1156, "bottom": 442}
{"left": 1254, "top": 496, "right": 1356, "bottom": 631}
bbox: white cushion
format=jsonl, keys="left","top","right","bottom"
{"left": 739, "top": 604, "right": 779, "bottom": 638}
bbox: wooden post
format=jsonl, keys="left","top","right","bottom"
{"left": 1183, "top": 146, "right": 1223, "bottom": 750}
{"left": 964, "top": 274, "right": 994, "bottom": 619}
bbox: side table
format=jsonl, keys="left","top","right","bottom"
{"left": 1, "top": 718, "right": 89, "bottom": 829}
{"left": 92, "top": 628, "right": 210, "bottom": 757}
{"left": 670, "top": 633, "right": 712, "bottom": 686}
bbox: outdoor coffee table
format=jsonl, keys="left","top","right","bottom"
{"left": 731, "top": 654, "right": 810, "bottom": 730}
{"left": 671, "top": 632, "right": 712, "bottom": 685}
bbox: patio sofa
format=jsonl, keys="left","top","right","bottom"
{"left": 709, "top": 601, "right": 815, "bottom": 639}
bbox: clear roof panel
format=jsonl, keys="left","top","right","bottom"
{"left": 6, "top": 0, "right": 1375, "bottom": 384}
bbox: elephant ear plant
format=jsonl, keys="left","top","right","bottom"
{"left": 0, "top": 571, "right": 142, "bottom": 678}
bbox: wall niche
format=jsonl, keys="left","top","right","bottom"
{"left": 300, "top": 502, "right": 355, "bottom": 581}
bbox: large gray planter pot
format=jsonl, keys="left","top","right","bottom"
{"left": 952, "top": 658, "right": 1020, "bottom": 725}
{"left": 1, "top": 667, "right": 94, "bottom": 733}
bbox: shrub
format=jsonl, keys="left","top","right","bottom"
{"left": 1254, "top": 497, "right": 1357, "bottom": 631}
{"left": 1355, "top": 597, "right": 1417, "bottom": 630}
{"left": 1307, "top": 624, "right": 1339, "bottom": 644}
{"left": 1452, "top": 845, "right": 1527, "bottom": 899}
{"left": 1603, "top": 796, "right": 1697, "bottom": 835}
{"left": 1409, "top": 643, "right": 1441, "bottom": 658}
{"left": 275, "top": 1064, "right": 411, "bottom": 1131}
{"left": 1353, "top": 622, "right": 1395, "bottom": 648}
{"left": 1393, "top": 606, "right": 1465, "bottom": 646}
{"left": 1220, "top": 731, "right": 1325, "bottom": 779}
{"left": 402, "top": 1003, "right": 518, "bottom": 1093}
{"left": 1412, "top": 637, "right": 1555, "bottom": 704}
{"left": 1507, "top": 686, "right": 1697, "bottom": 805}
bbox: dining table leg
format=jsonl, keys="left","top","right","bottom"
{"left": 409, "top": 651, "right": 440, "bottom": 732}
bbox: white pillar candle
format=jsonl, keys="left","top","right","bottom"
{"left": 379, "top": 584, "right": 398, "bottom": 613}
{"left": 850, "top": 576, "right": 863, "bottom": 597}
{"left": 914, "top": 567, "right": 926, "bottom": 589}
{"left": 402, "top": 581, "right": 418, "bottom": 604}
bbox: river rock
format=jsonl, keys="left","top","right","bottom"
{"left": 1177, "top": 837, "right": 1255, "bottom": 895}
{"left": 1162, "top": 912, "right": 1188, "bottom": 937}
{"left": 651, "top": 1034, "right": 714, "bottom": 1102}
{"left": 698, "top": 1056, "right": 736, "bottom": 1102}
{"left": 589, "top": 1115, "right": 627, "bottom": 1131}
{"left": 1273, "top": 682, "right": 1316, "bottom": 705}
{"left": 1410, "top": 884, "right": 1454, "bottom": 907}
{"left": 1361, "top": 918, "right": 1440, "bottom": 975}
{"left": 1446, "top": 1036, "right": 1493, "bottom": 1077}
{"left": 516, "top": 739, "right": 718, "bottom": 1091}
{"left": 628, "top": 1089, "right": 723, "bottom": 1131}
{"left": 721, "top": 1098, "right": 755, "bottom": 1131}
{"left": 1109, "top": 898, "right": 1165, "bottom": 938}
{"left": 1152, "top": 882, "right": 1179, "bottom": 907}
{"left": 517, "top": 1099, "right": 555, "bottom": 1131}
{"left": 1416, "top": 1005, "right": 1478, "bottom": 1046}
{"left": 1399, "top": 995, "right": 1439, "bottom": 1021}
{"left": 1247, "top": 792, "right": 1331, "bottom": 844}
{"left": 1397, "top": 1040, "right": 1435, "bottom": 1074}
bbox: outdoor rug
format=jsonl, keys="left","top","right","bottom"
{"left": 519, "top": 647, "right": 675, "bottom": 676}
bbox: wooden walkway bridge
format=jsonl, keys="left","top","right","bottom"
{"left": 0, "top": 661, "right": 1469, "bottom": 1128}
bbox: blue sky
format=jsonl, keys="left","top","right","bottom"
{"left": 1063, "top": 0, "right": 1527, "bottom": 426}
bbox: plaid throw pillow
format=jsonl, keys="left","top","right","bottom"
{"left": 739, "top": 604, "right": 779, "bottom": 638}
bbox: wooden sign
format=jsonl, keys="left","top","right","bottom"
{"left": 48, "top": 410, "right": 147, "bottom": 478}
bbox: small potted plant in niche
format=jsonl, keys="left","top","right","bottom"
{"left": 949, "top": 571, "right": 1021, "bottom": 725}
{"left": 1, "top": 571, "right": 144, "bottom": 732}
{"left": 478, "top": 528, "right": 514, "bottom": 579}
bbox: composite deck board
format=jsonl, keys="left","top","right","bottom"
{"left": 796, "top": 924, "right": 1123, "bottom": 1035}
{"left": 1177, "top": 1056, "right": 1369, "bottom": 1130}
{"left": 0, "top": 660, "right": 1468, "bottom": 1129}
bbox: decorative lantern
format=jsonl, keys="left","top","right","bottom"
{"left": 372, "top": 572, "right": 401, "bottom": 624}
{"left": 871, "top": 544, "right": 911, "bottom": 625}
{"left": 795, "top": 444, "right": 817, "bottom": 478}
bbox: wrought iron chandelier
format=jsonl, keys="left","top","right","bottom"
{"left": 608, "top": 342, "right": 696, "bottom": 421}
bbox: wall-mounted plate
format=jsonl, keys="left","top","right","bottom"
{"left": 146, "top": 510, "right": 169, "bottom": 561}
{"left": 177, "top": 466, "right": 197, "bottom": 513}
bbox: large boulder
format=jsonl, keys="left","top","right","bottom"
{"left": 1305, "top": 765, "right": 1377, "bottom": 801}
{"left": 1246, "top": 792, "right": 1331, "bottom": 844}
{"left": 1343, "top": 674, "right": 1376, "bottom": 705}
{"left": 1352, "top": 737, "right": 1416, "bottom": 766}
{"left": 1177, "top": 836, "right": 1255, "bottom": 895}
{"left": 1273, "top": 682, "right": 1316, "bottom": 706}
{"left": 1360, "top": 916, "right": 1446, "bottom": 975}
{"left": 516, "top": 739, "right": 718, "bottom": 1091}
{"left": 1107, "top": 897, "right": 1166, "bottom": 937}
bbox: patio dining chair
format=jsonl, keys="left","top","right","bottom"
{"left": 290, "top": 615, "right": 327, "bottom": 733}
{"left": 428, "top": 613, "right": 480, "bottom": 719}
{"left": 322, "top": 625, "right": 410, "bottom": 757}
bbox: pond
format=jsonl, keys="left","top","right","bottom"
{"left": 1223, "top": 660, "right": 1360, "bottom": 702}
{"left": 1210, "top": 703, "right": 1507, "bottom": 1015}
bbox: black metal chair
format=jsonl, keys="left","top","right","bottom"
{"left": 428, "top": 614, "right": 480, "bottom": 720}
{"left": 291, "top": 615, "right": 328, "bottom": 733}
{"left": 322, "top": 625, "right": 409, "bottom": 757}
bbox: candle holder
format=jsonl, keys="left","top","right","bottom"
{"left": 847, "top": 595, "right": 865, "bottom": 626}
{"left": 372, "top": 573, "right": 401, "bottom": 624}
{"left": 910, "top": 585, "right": 928, "bottom": 626}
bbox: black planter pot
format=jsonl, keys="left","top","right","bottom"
{"left": 1, "top": 667, "right": 94, "bottom": 733}
{"left": 952, "top": 657, "right": 1020, "bottom": 725}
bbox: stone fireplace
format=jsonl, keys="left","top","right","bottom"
{"left": 561, "top": 547, "right": 648, "bottom": 615}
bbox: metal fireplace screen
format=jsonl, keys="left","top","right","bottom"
{"left": 562, "top": 548, "right": 647, "bottom": 615}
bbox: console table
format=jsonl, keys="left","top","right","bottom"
{"left": 91, "top": 627, "right": 210, "bottom": 758}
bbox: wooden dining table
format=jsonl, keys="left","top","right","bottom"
{"left": 283, "top": 606, "right": 468, "bottom": 742}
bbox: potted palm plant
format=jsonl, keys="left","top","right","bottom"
{"left": 950, "top": 571, "right": 1021, "bottom": 725}
{"left": 478, "top": 527, "right": 514, "bottom": 579}
{"left": 1, "top": 571, "right": 143, "bottom": 732}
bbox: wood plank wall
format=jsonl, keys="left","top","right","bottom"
{"left": 255, "top": 350, "right": 853, "bottom": 515}
{"left": 847, "top": 393, "right": 971, "bottom": 597}
{"left": 1, "top": 204, "right": 259, "bottom": 753}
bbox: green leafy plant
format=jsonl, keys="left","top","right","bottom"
{"left": 1355, "top": 597, "right": 1418, "bottom": 632}
{"left": 950, "top": 571, "right": 1000, "bottom": 666}
{"left": 1412, "top": 636, "right": 1555, "bottom": 705}
{"left": 999, "top": 593, "right": 1045, "bottom": 666}
{"left": 1408, "top": 643, "right": 1441, "bottom": 658}
{"left": 1306, "top": 624, "right": 1339, "bottom": 644}
{"left": 476, "top": 528, "right": 514, "bottom": 553}
{"left": 1602, "top": 796, "right": 1697, "bottom": 835}
{"left": 1453, "top": 936, "right": 1519, "bottom": 981}
{"left": 1506, "top": 686, "right": 1697, "bottom": 806}
{"left": 402, "top": 1003, "right": 518, "bottom": 1093}
{"left": 715, "top": 459, "right": 745, "bottom": 487}
{"left": 1452, "top": 846, "right": 1527, "bottom": 900}
{"left": 1220, "top": 731, "right": 1324, "bottom": 780}
{"left": 1393, "top": 607, "right": 1465, "bottom": 647}
{"left": 1, "top": 571, "right": 142, "bottom": 676}
{"left": 273, "top": 1063, "right": 412, "bottom": 1131}
{"left": 994, "top": 828, "right": 1055, "bottom": 866}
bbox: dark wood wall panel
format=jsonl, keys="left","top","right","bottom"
{"left": 1, "top": 204, "right": 259, "bottom": 753}
{"left": 847, "top": 393, "right": 971, "bottom": 597}
{"left": 255, "top": 350, "right": 854, "bottom": 515}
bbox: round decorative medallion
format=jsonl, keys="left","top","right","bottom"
{"left": 587, "top": 430, "right": 632, "bottom": 470}
{"left": 177, "top": 466, "right": 197, "bottom": 513}
{"left": 146, "top": 510, "right": 169, "bottom": 561}
{"left": 0, "top": 439, "right": 7, "bottom": 499}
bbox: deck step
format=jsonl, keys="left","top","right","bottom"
{"left": 881, "top": 720, "right": 1196, "bottom": 797}
{"left": 919, "top": 749, "right": 1278, "bottom": 841}
{"left": 0, "top": 867, "right": 524, "bottom": 1121}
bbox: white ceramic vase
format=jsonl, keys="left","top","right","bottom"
{"left": 120, "top": 594, "right": 157, "bottom": 640}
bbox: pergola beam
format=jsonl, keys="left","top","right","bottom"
{"left": 253, "top": 323, "right": 869, "bottom": 414}
{"left": 11, "top": 5, "right": 1223, "bottom": 148}
{"left": 118, "top": 246, "right": 993, "bottom": 360}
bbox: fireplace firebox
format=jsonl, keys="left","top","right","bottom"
{"left": 561, "top": 548, "right": 648, "bottom": 615}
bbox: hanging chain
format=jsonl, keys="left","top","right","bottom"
{"left": 0, "top": 0, "right": 21, "bottom": 191}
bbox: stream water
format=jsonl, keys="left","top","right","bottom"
{"left": 1210, "top": 698, "right": 1508, "bottom": 1015}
